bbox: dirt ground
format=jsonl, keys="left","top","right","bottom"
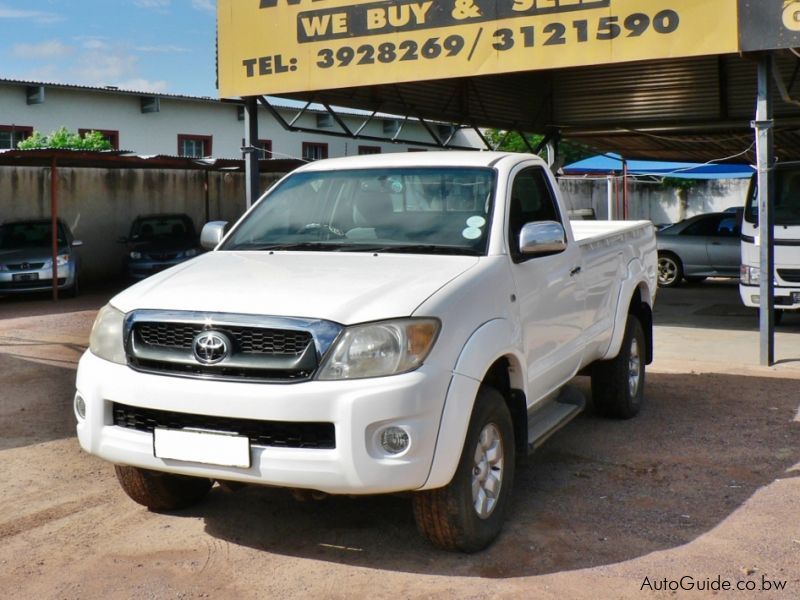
{"left": 1, "top": 284, "right": 799, "bottom": 599}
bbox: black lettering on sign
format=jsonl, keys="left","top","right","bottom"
{"left": 296, "top": 0, "right": 611, "bottom": 43}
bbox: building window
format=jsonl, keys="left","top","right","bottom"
{"left": 0, "top": 125, "right": 33, "bottom": 149}
{"left": 79, "top": 129, "right": 120, "bottom": 150}
{"left": 358, "top": 146, "right": 381, "bottom": 155}
{"left": 258, "top": 139, "right": 273, "bottom": 159}
{"left": 178, "top": 135, "right": 212, "bottom": 157}
{"left": 302, "top": 142, "right": 328, "bottom": 161}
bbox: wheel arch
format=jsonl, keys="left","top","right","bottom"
{"left": 605, "top": 270, "right": 655, "bottom": 365}
{"left": 422, "top": 319, "right": 526, "bottom": 489}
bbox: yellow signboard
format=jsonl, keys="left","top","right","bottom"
{"left": 217, "top": 0, "right": 739, "bottom": 98}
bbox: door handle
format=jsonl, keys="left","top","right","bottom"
{"left": 570, "top": 266, "right": 582, "bottom": 277}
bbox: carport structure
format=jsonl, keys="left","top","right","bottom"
{"left": 217, "top": 0, "right": 800, "bottom": 366}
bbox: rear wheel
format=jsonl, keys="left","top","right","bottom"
{"left": 114, "top": 466, "right": 213, "bottom": 511}
{"left": 591, "top": 315, "right": 646, "bottom": 419}
{"left": 412, "top": 386, "right": 515, "bottom": 552}
{"left": 657, "top": 253, "right": 683, "bottom": 288}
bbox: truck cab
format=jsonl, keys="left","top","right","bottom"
{"left": 740, "top": 162, "right": 800, "bottom": 314}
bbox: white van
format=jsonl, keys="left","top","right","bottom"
{"left": 740, "top": 163, "right": 800, "bottom": 317}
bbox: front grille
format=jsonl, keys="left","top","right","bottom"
{"left": 136, "top": 323, "right": 311, "bottom": 356}
{"left": 7, "top": 262, "right": 45, "bottom": 271}
{"left": 128, "top": 318, "right": 320, "bottom": 382}
{"left": 112, "top": 403, "right": 336, "bottom": 449}
{"left": 145, "top": 252, "right": 179, "bottom": 261}
{"left": 778, "top": 269, "right": 800, "bottom": 283}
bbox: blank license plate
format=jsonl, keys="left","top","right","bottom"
{"left": 154, "top": 428, "right": 250, "bottom": 468}
{"left": 12, "top": 273, "right": 38, "bottom": 282}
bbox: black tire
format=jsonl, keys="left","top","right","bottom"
{"left": 114, "top": 465, "right": 213, "bottom": 511}
{"left": 657, "top": 253, "right": 683, "bottom": 288}
{"left": 591, "top": 315, "right": 646, "bottom": 420}
{"left": 685, "top": 276, "right": 707, "bottom": 284}
{"left": 412, "top": 386, "right": 515, "bottom": 553}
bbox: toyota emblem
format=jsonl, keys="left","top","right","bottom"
{"left": 192, "top": 331, "right": 231, "bottom": 365}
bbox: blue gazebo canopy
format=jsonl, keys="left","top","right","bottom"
{"left": 562, "top": 154, "right": 754, "bottom": 180}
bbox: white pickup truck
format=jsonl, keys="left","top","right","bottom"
{"left": 76, "top": 152, "right": 657, "bottom": 552}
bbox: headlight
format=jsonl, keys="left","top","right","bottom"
{"left": 130, "top": 251, "right": 142, "bottom": 260}
{"left": 89, "top": 304, "right": 127, "bottom": 365}
{"left": 56, "top": 253, "right": 71, "bottom": 266}
{"left": 741, "top": 265, "right": 760, "bottom": 285}
{"left": 183, "top": 249, "right": 198, "bottom": 258}
{"left": 317, "top": 318, "right": 440, "bottom": 380}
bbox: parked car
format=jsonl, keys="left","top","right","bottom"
{"left": 656, "top": 211, "right": 741, "bottom": 287}
{"left": 0, "top": 218, "right": 82, "bottom": 296}
{"left": 121, "top": 214, "right": 200, "bottom": 280}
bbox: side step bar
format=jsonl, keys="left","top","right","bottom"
{"left": 526, "top": 385, "right": 586, "bottom": 454}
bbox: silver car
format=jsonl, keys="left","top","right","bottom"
{"left": 0, "top": 219, "right": 82, "bottom": 296}
{"left": 656, "top": 212, "right": 741, "bottom": 287}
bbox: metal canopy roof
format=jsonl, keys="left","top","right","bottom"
{"left": 270, "top": 51, "right": 800, "bottom": 163}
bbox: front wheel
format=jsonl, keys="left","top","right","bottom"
{"left": 114, "top": 466, "right": 213, "bottom": 511}
{"left": 412, "top": 386, "right": 515, "bottom": 553}
{"left": 657, "top": 253, "right": 683, "bottom": 288}
{"left": 591, "top": 315, "right": 646, "bottom": 419}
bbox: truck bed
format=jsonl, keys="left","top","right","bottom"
{"left": 571, "top": 220, "right": 654, "bottom": 245}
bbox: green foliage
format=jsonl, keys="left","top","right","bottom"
{"left": 660, "top": 177, "right": 701, "bottom": 191}
{"left": 17, "top": 127, "right": 113, "bottom": 151}
{"left": 483, "top": 128, "right": 595, "bottom": 166}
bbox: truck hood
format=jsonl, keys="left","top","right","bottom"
{"left": 111, "top": 251, "right": 479, "bottom": 324}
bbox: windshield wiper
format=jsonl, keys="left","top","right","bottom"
{"left": 231, "top": 242, "right": 350, "bottom": 252}
{"left": 345, "top": 244, "right": 481, "bottom": 256}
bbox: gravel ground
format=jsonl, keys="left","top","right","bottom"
{"left": 1, "top": 284, "right": 799, "bottom": 599}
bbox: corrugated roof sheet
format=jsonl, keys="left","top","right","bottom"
{"left": 275, "top": 51, "right": 800, "bottom": 162}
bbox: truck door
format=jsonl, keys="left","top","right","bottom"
{"left": 506, "top": 166, "right": 586, "bottom": 406}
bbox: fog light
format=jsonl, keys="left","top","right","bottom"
{"left": 74, "top": 394, "right": 86, "bottom": 420}
{"left": 379, "top": 427, "right": 410, "bottom": 455}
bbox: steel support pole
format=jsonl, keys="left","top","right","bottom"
{"left": 50, "top": 156, "right": 59, "bottom": 302}
{"left": 753, "top": 54, "right": 775, "bottom": 366}
{"left": 244, "top": 96, "right": 260, "bottom": 210}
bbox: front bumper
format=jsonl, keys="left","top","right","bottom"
{"left": 739, "top": 284, "right": 800, "bottom": 310}
{"left": 0, "top": 263, "right": 76, "bottom": 293}
{"left": 75, "top": 350, "right": 454, "bottom": 494}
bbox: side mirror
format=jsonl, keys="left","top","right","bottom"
{"left": 200, "top": 221, "right": 229, "bottom": 250}
{"left": 72, "top": 240, "right": 84, "bottom": 248}
{"left": 519, "top": 221, "right": 567, "bottom": 256}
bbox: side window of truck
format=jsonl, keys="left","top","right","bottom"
{"left": 508, "top": 168, "right": 561, "bottom": 260}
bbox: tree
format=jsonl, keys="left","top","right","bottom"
{"left": 483, "top": 128, "right": 595, "bottom": 168}
{"left": 17, "top": 127, "right": 113, "bottom": 151}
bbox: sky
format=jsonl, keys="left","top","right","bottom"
{"left": 0, "top": 0, "right": 218, "bottom": 97}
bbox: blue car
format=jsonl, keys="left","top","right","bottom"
{"left": 122, "top": 214, "right": 201, "bottom": 280}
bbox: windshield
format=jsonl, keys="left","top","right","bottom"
{"left": 221, "top": 167, "right": 496, "bottom": 256}
{"left": 0, "top": 221, "right": 66, "bottom": 250}
{"left": 131, "top": 216, "right": 196, "bottom": 241}
{"left": 745, "top": 166, "right": 800, "bottom": 226}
